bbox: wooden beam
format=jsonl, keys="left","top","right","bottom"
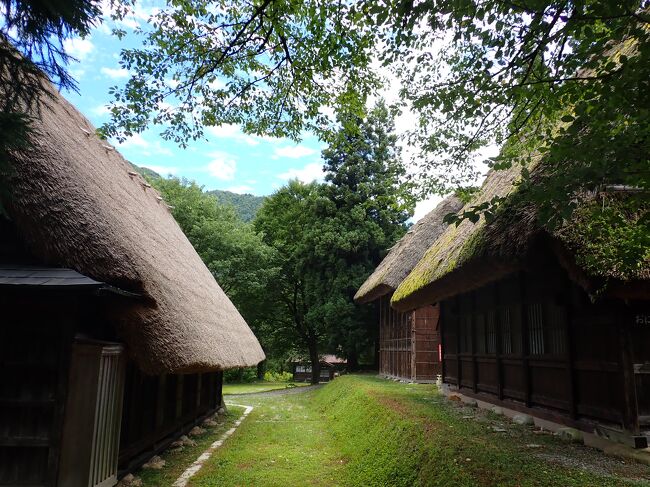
{"left": 619, "top": 312, "right": 640, "bottom": 435}
{"left": 564, "top": 280, "right": 578, "bottom": 420}
{"left": 494, "top": 283, "right": 504, "bottom": 401}
{"left": 519, "top": 271, "right": 532, "bottom": 408}
{"left": 471, "top": 291, "right": 478, "bottom": 394}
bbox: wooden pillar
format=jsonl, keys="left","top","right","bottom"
{"left": 411, "top": 310, "right": 417, "bottom": 381}
{"left": 196, "top": 373, "right": 203, "bottom": 411}
{"left": 440, "top": 302, "right": 446, "bottom": 383}
{"left": 519, "top": 271, "right": 532, "bottom": 408}
{"left": 176, "top": 374, "right": 184, "bottom": 419}
{"left": 494, "top": 283, "right": 504, "bottom": 401}
{"left": 471, "top": 291, "right": 478, "bottom": 393}
{"left": 564, "top": 280, "right": 578, "bottom": 419}
{"left": 620, "top": 316, "right": 640, "bottom": 434}
{"left": 456, "top": 296, "right": 462, "bottom": 388}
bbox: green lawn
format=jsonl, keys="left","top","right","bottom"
{"left": 222, "top": 380, "right": 308, "bottom": 395}
{"left": 190, "top": 375, "right": 649, "bottom": 487}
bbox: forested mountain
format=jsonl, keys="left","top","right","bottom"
{"left": 206, "top": 190, "right": 266, "bottom": 223}
{"left": 129, "top": 162, "right": 266, "bottom": 222}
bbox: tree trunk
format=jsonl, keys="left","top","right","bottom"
{"left": 347, "top": 349, "right": 359, "bottom": 372}
{"left": 308, "top": 341, "right": 320, "bottom": 385}
{"left": 257, "top": 360, "right": 266, "bottom": 380}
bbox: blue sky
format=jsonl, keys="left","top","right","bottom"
{"left": 60, "top": 4, "right": 327, "bottom": 198}
{"left": 58, "top": 2, "right": 464, "bottom": 221}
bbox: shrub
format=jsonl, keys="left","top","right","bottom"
{"left": 263, "top": 371, "right": 294, "bottom": 382}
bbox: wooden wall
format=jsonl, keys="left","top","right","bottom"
{"left": 378, "top": 295, "right": 441, "bottom": 381}
{"left": 440, "top": 259, "right": 650, "bottom": 437}
{"left": 0, "top": 290, "right": 76, "bottom": 487}
{"left": 118, "top": 365, "right": 223, "bottom": 473}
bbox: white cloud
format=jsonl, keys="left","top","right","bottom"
{"left": 206, "top": 124, "right": 259, "bottom": 146}
{"left": 63, "top": 37, "right": 94, "bottom": 60}
{"left": 119, "top": 133, "right": 149, "bottom": 149}
{"left": 225, "top": 185, "right": 254, "bottom": 194}
{"left": 100, "top": 66, "right": 129, "bottom": 79}
{"left": 142, "top": 165, "right": 178, "bottom": 176}
{"left": 277, "top": 162, "right": 324, "bottom": 183}
{"left": 206, "top": 152, "right": 237, "bottom": 180}
{"left": 91, "top": 104, "right": 111, "bottom": 116}
{"left": 273, "top": 145, "right": 317, "bottom": 159}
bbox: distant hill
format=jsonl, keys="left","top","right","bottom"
{"left": 207, "top": 190, "right": 266, "bottom": 222}
{"left": 129, "top": 162, "right": 265, "bottom": 222}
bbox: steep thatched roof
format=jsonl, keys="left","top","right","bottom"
{"left": 354, "top": 195, "right": 464, "bottom": 304}
{"left": 392, "top": 157, "right": 649, "bottom": 311}
{"left": 4, "top": 80, "right": 265, "bottom": 374}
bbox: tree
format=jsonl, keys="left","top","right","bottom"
{"left": 254, "top": 104, "right": 413, "bottom": 380}
{"left": 318, "top": 101, "right": 414, "bottom": 368}
{"left": 102, "top": 0, "right": 379, "bottom": 144}
{"left": 254, "top": 180, "right": 327, "bottom": 384}
{"left": 378, "top": 0, "right": 650, "bottom": 222}
{"left": 104, "top": 0, "right": 649, "bottom": 224}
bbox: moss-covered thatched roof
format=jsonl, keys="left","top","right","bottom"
{"left": 391, "top": 156, "right": 649, "bottom": 311}
{"left": 354, "top": 195, "right": 463, "bottom": 304}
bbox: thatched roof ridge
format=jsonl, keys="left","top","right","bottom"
{"left": 354, "top": 195, "right": 464, "bottom": 304}
{"left": 392, "top": 155, "right": 649, "bottom": 311}
{"left": 5, "top": 81, "right": 265, "bottom": 373}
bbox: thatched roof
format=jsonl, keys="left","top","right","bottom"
{"left": 354, "top": 195, "right": 464, "bottom": 304}
{"left": 4, "top": 80, "right": 265, "bottom": 374}
{"left": 392, "top": 157, "right": 649, "bottom": 311}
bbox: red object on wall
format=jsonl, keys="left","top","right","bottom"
{"left": 438, "top": 343, "right": 442, "bottom": 363}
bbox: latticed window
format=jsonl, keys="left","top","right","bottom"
{"left": 500, "top": 307, "right": 512, "bottom": 354}
{"left": 527, "top": 302, "right": 567, "bottom": 356}
{"left": 528, "top": 303, "right": 545, "bottom": 355}
{"left": 486, "top": 311, "right": 497, "bottom": 354}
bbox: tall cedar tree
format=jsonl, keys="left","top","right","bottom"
{"left": 318, "top": 101, "right": 414, "bottom": 369}
{"left": 255, "top": 103, "right": 413, "bottom": 382}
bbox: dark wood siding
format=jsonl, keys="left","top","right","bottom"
{"left": 440, "top": 257, "right": 650, "bottom": 438}
{"left": 118, "top": 366, "right": 222, "bottom": 473}
{"left": 0, "top": 290, "right": 76, "bottom": 487}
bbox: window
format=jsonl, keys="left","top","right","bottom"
{"left": 486, "top": 311, "right": 497, "bottom": 354}
{"left": 528, "top": 303, "right": 545, "bottom": 355}
{"left": 500, "top": 308, "right": 512, "bottom": 354}
{"left": 527, "top": 302, "right": 567, "bottom": 356}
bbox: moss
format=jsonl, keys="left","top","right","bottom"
{"left": 556, "top": 195, "right": 649, "bottom": 281}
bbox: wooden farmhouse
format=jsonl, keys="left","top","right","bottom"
{"left": 0, "top": 78, "right": 265, "bottom": 486}
{"left": 355, "top": 196, "right": 464, "bottom": 382}
{"left": 388, "top": 161, "right": 650, "bottom": 448}
{"left": 292, "top": 355, "right": 347, "bottom": 383}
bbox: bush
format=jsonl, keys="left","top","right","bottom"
{"left": 224, "top": 367, "right": 258, "bottom": 383}
{"left": 263, "top": 371, "right": 294, "bottom": 382}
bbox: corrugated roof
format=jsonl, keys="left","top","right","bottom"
{"left": 0, "top": 265, "right": 103, "bottom": 287}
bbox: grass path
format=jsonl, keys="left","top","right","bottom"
{"left": 143, "top": 375, "right": 650, "bottom": 487}
{"left": 190, "top": 387, "right": 345, "bottom": 486}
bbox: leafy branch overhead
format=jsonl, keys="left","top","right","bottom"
{"left": 101, "top": 0, "right": 649, "bottom": 227}
{"left": 102, "top": 0, "right": 380, "bottom": 145}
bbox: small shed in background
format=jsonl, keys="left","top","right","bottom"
{"left": 292, "top": 355, "right": 347, "bottom": 383}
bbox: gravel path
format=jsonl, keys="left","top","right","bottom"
{"left": 225, "top": 384, "right": 322, "bottom": 399}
